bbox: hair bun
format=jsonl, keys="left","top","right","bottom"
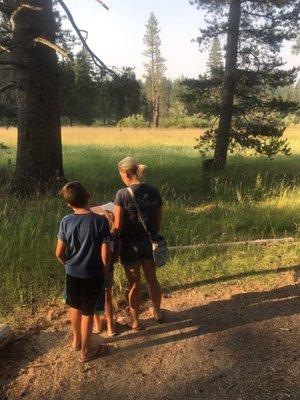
{"left": 118, "top": 157, "right": 148, "bottom": 178}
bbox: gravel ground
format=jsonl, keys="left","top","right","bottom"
{"left": 1, "top": 271, "right": 299, "bottom": 400}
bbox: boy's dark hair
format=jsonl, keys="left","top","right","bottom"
{"left": 60, "top": 182, "right": 90, "bottom": 208}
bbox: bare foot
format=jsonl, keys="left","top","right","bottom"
{"left": 107, "top": 322, "right": 117, "bottom": 337}
{"left": 117, "top": 315, "right": 143, "bottom": 332}
{"left": 72, "top": 339, "right": 81, "bottom": 351}
{"left": 153, "top": 308, "right": 164, "bottom": 323}
{"left": 80, "top": 345, "right": 110, "bottom": 363}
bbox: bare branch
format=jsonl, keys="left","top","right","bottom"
{"left": 10, "top": 4, "right": 43, "bottom": 30}
{"left": 0, "top": 82, "right": 17, "bottom": 94}
{"left": 0, "top": 45, "right": 9, "bottom": 53}
{"left": 95, "top": 0, "right": 109, "bottom": 11}
{"left": 57, "top": 0, "right": 117, "bottom": 78}
{"left": 34, "top": 37, "right": 70, "bottom": 59}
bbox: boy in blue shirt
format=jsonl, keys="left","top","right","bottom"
{"left": 55, "top": 182, "right": 111, "bottom": 363}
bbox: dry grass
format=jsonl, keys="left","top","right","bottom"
{"left": 0, "top": 127, "right": 202, "bottom": 148}
{"left": 2, "top": 125, "right": 299, "bottom": 151}
{"left": 0, "top": 125, "right": 300, "bottom": 324}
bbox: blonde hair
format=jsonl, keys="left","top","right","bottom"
{"left": 118, "top": 156, "right": 147, "bottom": 178}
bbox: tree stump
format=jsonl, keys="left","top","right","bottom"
{"left": 202, "top": 158, "right": 214, "bottom": 172}
{"left": 0, "top": 324, "right": 14, "bottom": 350}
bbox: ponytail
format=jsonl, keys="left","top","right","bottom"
{"left": 136, "top": 164, "right": 147, "bottom": 178}
{"left": 118, "top": 156, "right": 148, "bottom": 178}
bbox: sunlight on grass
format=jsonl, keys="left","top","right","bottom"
{"left": 0, "top": 125, "right": 299, "bottom": 322}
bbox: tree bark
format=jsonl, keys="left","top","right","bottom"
{"left": 154, "top": 93, "right": 160, "bottom": 128}
{"left": 212, "top": 0, "right": 241, "bottom": 170}
{"left": 10, "top": 0, "right": 65, "bottom": 194}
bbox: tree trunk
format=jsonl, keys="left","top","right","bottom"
{"left": 154, "top": 94, "right": 160, "bottom": 128}
{"left": 212, "top": 0, "right": 241, "bottom": 170}
{"left": 10, "top": 0, "right": 64, "bottom": 194}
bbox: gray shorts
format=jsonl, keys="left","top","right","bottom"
{"left": 120, "top": 239, "right": 153, "bottom": 267}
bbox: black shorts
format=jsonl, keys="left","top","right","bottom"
{"left": 120, "top": 239, "right": 153, "bottom": 267}
{"left": 65, "top": 274, "right": 105, "bottom": 316}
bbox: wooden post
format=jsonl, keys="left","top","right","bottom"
{"left": 0, "top": 324, "right": 14, "bottom": 350}
{"left": 169, "top": 237, "right": 295, "bottom": 252}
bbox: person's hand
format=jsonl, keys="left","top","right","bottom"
{"left": 91, "top": 206, "right": 104, "bottom": 215}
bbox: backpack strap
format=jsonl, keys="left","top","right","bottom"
{"left": 127, "top": 187, "right": 152, "bottom": 239}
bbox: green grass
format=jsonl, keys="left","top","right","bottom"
{"left": 0, "top": 126, "right": 299, "bottom": 324}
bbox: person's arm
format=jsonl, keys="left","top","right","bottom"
{"left": 113, "top": 205, "right": 123, "bottom": 235}
{"left": 101, "top": 242, "right": 111, "bottom": 279}
{"left": 55, "top": 240, "right": 67, "bottom": 267}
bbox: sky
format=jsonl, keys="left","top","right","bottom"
{"left": 62, "top": 0, "right": 299, "bottom": 80}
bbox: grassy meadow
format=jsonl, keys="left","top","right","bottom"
{"left": 0, "top": 126, "right": 300, "bottom": 324}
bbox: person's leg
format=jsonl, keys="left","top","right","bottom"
{"left": 65, "top": 275, "right": 82, "bottom": 349}
{"left": 81, "top": 314, "right": 94, "bottom": 358}
{"left": 81, "top": 277, "right": 104, "bottom": 358}
{"left": 70, "top": 307, "right": 82, "bottom": 349}
{"left": 125, "top": 265, "right": 142, "bottom": 329}
{"left": 93, "top": 314, "right": 103, "bottom": 333}
{"left": 142, "top": 259, "right": 162, "bottom": 320}
{"left": 105, "top": 287, "right": 115, "bottom": 334}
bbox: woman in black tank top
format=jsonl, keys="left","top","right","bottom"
{"left": 114, "top": 157, "right": 163, "bottom": 331}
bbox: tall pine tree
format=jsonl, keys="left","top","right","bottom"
{"left": 143, "top": 12, "right": 166, "bottom": 128}
{"left": 0, "top": 0, "right": 64, "bottom": 193}
{"left": 207, "top": 37, "right": 223, "bottom": 77}
{"left": 185, "top": 0, "right": 300, "bottom": 170}
{"left": 0, "top": 0, "right": 114, "bottom": 194}
{"left": 293, "top": 34, "right": 300, "bottom": 54}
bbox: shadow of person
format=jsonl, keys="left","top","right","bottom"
{"left": 108, "top": 284, "right": 300, "bottom": 352}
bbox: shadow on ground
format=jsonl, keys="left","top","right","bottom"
{"left": 1, "top": 282, "right": 299, "bottom": 400}
{"left": 165, "top": 264, "right": 300, "bottom": 293}
{"left": 108, "top": 284, "right": 300, "bottom": 351}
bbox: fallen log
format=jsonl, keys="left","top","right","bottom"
{"left": 0, "top": 324, "right": 14, "bottom": 350}
{"left": 169, "top": 237, "right": 295, "bottom": 252}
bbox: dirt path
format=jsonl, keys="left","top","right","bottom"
{"left": 1, "top": 271, "right": 299, "bottom": 400}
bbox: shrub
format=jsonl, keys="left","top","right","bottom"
{"left": 160, "top": 102, "right": 210, "bottom": 128}
{"left": 117, "top": 114, "right": 150, "bottom": 128}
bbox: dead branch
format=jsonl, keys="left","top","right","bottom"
{"left": 169, "top": 237, "right": 295, "bottom": 252}
{"left": 57, "top": 0, "right": 117, "bottom": 77}
{"left": 35, "top": 37, "right": 70, "bottom": 59}
{"left": 10, "top": 4, "right": 43, "bottom": 31}
{"left": 95, "top": 0, "right": 109, "bottom": 10}
{"left": 0, "top": 82, "right": 17, "bottom": 94}
{"left": 0, "top": 44, "right": 9, "bottom": 52}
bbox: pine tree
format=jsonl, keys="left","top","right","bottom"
{"left": 0, "top": 0, "right": 65, "bottom": 193}
{"left": 186, "top": 0, "right": 300, "bottom": 170}
{"left": 0, "top": 0, "right": 114, "bottom": 194}
{"left": 143, "top": 12, "right": 166, "bottom": 127}
{"left": 72, "top": 49, "right": 98, "bottom": 125}
{"left": 207, "top": 37, "right": 223, "bottom": 77}
{"left": 293, "top": 34, "right": 300, "bottom": 54}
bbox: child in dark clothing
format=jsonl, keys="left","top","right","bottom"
{"left": 55, "top": 182, "right": 111, "bottom": 363}
{"left": 92, "top": 209, "right": 120, "bottom": 337}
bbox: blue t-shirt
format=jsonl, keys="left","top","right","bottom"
{"left": 58, "top": 212, "right": 110, "bottom": 279}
